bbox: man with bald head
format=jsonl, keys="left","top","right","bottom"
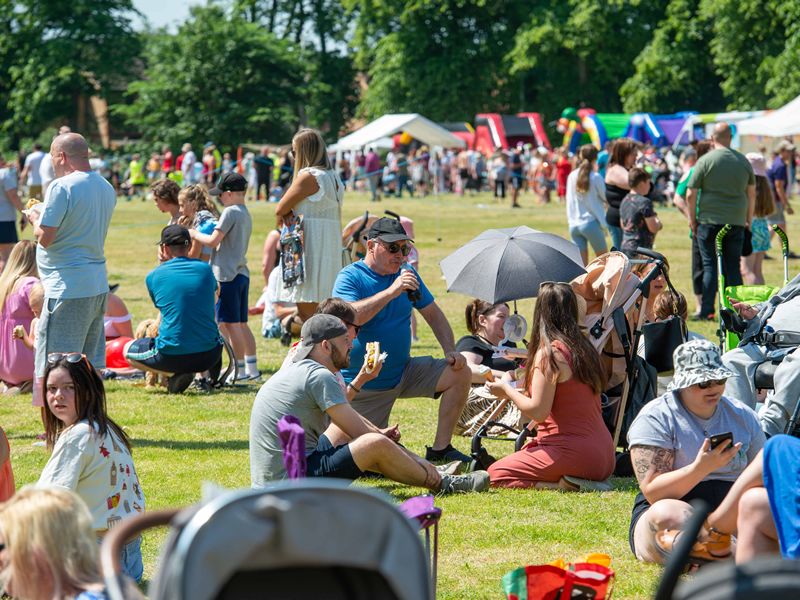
{"left": 26, "top": 132, "right": 116, "bottom": 376}
{"left": 686, "top": 122, "right": 755, "bottom": 320}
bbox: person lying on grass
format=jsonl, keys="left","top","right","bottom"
{"left": 627, "top": 339, "right": 764, "bottom": 565}
{"left": 485, "top": 282, "right": 615, "bottom": 490}
{"left": 249, "top": 314, "right": 490, "bottom": 494}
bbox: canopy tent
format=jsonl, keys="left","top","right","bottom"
{"left": 737, "top": 95, "right": 800, "bottom": 137}
{"left": 332, "top": 113, "right": 466, "bottom": 151}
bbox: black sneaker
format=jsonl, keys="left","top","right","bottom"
{"left": 167, "top": 372, "right": 195, "bottom": 394}
{"left": 425, "top": 444, "right": 471, "bottom": 464}
{"left": 438, "top": 470, "right": 490, "bottom": 494}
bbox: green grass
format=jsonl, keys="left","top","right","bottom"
{"left": 3, "top": 190, "right": 793, "bottom": 599}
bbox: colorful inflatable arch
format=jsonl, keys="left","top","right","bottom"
{"left": 557, "top": 107, "right": 608, "bottom": 152}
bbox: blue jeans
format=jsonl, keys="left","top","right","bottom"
{"left": 696, "top": 223, "right": 744, "bottom": 317}
{"left": 569, "top": 220, "right": 608, "bottom": 254}
{"left": 97, "top": 535, "right": 143, "bottom": 582}
{"left": 607, "top": 225, "right": 623, "bottom": 251}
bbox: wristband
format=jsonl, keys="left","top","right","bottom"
{"left": 348, "top": 382, "right": 361, "bottom": 394}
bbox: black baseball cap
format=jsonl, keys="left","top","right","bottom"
{"left": 293, "top": 314, "right": 349, "bottom": 362}
{"left": 209, "top": 172, "right": 247, "bottom": 196}
{"left": 367, "top": 217, "right": 413, "bottom": 243}
{"left": 158, "top": 224, "right": 191, "bottom": 247}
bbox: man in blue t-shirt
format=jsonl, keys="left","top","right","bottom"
{"left": 125, "top": 225, "right": 223, "bottom": 393}
{"left": 766, "top": 141, "right": 795, "bottom": 252}
{"left": 332, "top": 217, "right": 471, "bottom": 464}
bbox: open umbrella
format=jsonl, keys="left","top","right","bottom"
{"left": 439, "top": 226, "right": 585, "bottom": 303}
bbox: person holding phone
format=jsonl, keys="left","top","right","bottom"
{"left": 627, "top": 339, "right": 765, "bottom": 565}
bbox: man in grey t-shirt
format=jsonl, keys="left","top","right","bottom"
{"left": 249, "top": 314, "right": 490, "bottom": 494}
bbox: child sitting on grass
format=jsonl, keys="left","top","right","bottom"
{"left": 12, "top": 281, "right": 44, "bottom": 351}
{"left": 651, "top": 290, "right": 705, "bottom": 394}
{"left": 620, "top": 167, "right": 662, "bottom": 257}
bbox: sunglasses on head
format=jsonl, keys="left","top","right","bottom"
{"left": 379, "top": 241, "right": 412, "bottom": 256}
{"left": 47, "top": 352, "right": 87, "bottom": 366}
{"left": 697, "top": 378, "right": 726, "bottom": 389}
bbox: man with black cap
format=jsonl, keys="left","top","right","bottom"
{"left": 125, "top": 225, "right": 223, "bottom": 393}
{"left": 250, "top": 313, "right": 490, "bottom": 492}
{"left": 190, "top": 172, "right": 260, "bottom": 381}
{"left": 332, "top": 217, "right": 472, "bottom": 464}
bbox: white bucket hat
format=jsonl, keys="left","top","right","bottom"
{"left": 668, "top": 339, "right": 735, "bottom": 391}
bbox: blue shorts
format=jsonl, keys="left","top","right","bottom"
{"left": 763, "top": 435, "right": 800, "bottom": 559}
{"left": 307, "top": 434, "right": 363, "bottom": 480}
{"left": 126, "top": 337, "right": 222, "bottom": 374}
{"left": 217, "top": 274, "right": 249, "bottom": 323}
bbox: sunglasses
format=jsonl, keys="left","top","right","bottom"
{"left": 343, "top": 320, "right": 361, "bottom": 335}
{"left": 379, "top": 241, "right": 412, "bottom": 256}
{"left": 47, "top": 352, "right": 87, "bottom": 366}
{"left": 697, "top": 378, "right": 727, "bottom": 389}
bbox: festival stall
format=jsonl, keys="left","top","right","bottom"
{"left": 736, "top": 95, "right": 800, "bottom": 141}
{"left": 331, "top": 113, "right": 466, "bottom": 151}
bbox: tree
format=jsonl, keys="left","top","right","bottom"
{"left": 701, "top": 0, "right": 800, "bottom": 110}
{"left": 508, "top": 0, "right": 670, "bottom": 123}
{"left": 620, "top": 0, "right": 723, "bottom": 113}
{"left": 0, "top": 0, "right": 141, "bottom": 147}
{"left": 115, "top": 5, "right": 306, "bottom": 150}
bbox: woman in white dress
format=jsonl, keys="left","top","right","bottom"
{"left": 275, "top": 129, "right": 344, "bottom": 320}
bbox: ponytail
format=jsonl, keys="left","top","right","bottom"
{"left": 575, "top": 144, "right": 598, "bottom": 194}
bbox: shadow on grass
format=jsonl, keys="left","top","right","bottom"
{"left": 134, "top": 438, "right": 248, "bottom": 451}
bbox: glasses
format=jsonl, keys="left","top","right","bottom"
{"left": 47, "top": 352, "right": 87, "bottom": 365}
{"left": 343, "top": 320, "right": 361, "bottom": 335}
{"left": 379, "top": 241, "right": 412, "bottom": 256}
{"left": 697, "top": 378, "right": 727, "bottom": 389}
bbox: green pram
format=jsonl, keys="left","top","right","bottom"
{"left": 716, "top": 224, "right": 789, "bottom": 352}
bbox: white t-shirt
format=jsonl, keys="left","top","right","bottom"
{"left": 39, "top": 152, "right": 54, "bottom": 193}
{"left": 24, "top": 150, "right": 45, "bottom": 185}
{"left": 38, "top": 421, "right": 146, "bottom": 531}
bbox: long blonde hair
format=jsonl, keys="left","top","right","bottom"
{"left": 575, "top": 144, "right": 598, "bottom": 193}
{"left": 0, "top": 240, "right": 38, "bottom": 313}
{"left": 0, "top": 487, "right": 101, "bottom": 599}
{"left": 292, "top": 128, "right": 330, "bottom": 178}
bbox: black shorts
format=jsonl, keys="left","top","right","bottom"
{"left": 126, "top": 338, "right": 223, "bottom": 374}
{"left": 628, "top": 479, "right": 733, "bottom": 555}
{"left": 0, "top": 221, "right": 18, "bottom": 244}
{"left": 307, "top": 434, "right": 364, "bottom": 480}
{"left": 217, "top": 274, "right": 249, "bottom": 323}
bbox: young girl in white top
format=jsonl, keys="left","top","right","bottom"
{"left": 566, "top": 144, "right": 608, "bottom": 265}
{"left": 38, "top": 353, "right": 146, "bottom": 582}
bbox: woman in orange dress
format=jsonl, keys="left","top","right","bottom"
{"left": 486, "top": 282, "right": 615, "bottom": 488}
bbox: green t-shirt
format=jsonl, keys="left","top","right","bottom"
{"left": 687, "top": 147, "right": 754, "bottom": 226}
{"left": 676, "top": 167, "right": 701, "bottom": 217}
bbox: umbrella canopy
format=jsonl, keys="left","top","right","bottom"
{"left": 440, "top": 226, "right": 585, "bottom": 303}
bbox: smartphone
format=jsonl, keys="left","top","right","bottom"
{"left": 709, "top": 432, "right": 733, "bottom": 450}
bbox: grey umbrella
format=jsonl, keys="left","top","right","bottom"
{"left": 439, "top": 226, "right": 585, "bottom": 303}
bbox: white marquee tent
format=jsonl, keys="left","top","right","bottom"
{"left": 331, "top": 113, "right": 466, "bottom": 151}
{"left": 737, "top": 95, "right": 800, "bottom": 137}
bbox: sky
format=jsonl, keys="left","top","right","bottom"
{"left": 130, "top": 0, "right": 204, "bottom": 32}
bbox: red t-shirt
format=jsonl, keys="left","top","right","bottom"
{"left": 162, "top": 151, "right": 174, "bottom": 173}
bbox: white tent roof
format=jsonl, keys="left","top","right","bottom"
{"left": 737, "top": 95, "right": 800, "bottom": 137}
{"left": 332, "top": 113, "right": 466, "bottom": 151}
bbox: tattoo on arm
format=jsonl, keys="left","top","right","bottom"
{"left": 631, "top": 445, "right": 675, "bottom": 485}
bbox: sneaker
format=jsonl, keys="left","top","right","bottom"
{"left": 438, "top": 470, "right": 490, "bottom": 494}
{"left": 435, "top": 461, "right": 462, "bottom": 476}
{"left": 192, "top": 377, "right": 213, "bottom": 393}
{"left": 166, "top": 372, "right": 195, "bottom": 394}
{"left": 244, "top": 371, "right": 262, "bottom": 382}
{"left": 425, "top": 444, "right": 471, "bottom": 464}
{"left": 560, "top": 475, "right": 614, "bottom": 492}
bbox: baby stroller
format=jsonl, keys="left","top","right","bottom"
{"left": 100, "top": 480, "right": 434, "bottom": 600}
{"left": 717, "top": 224, "right": 790, "bottom": 352}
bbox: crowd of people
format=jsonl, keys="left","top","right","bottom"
{"left": 0, "top": 120, "right": 799, "bottom": 597}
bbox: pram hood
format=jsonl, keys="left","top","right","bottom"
{"left": 150, "top": 480, "right": 432, "bottom": 600}
{"left": 571, "top": 251, "right": 641, "bottom": 349}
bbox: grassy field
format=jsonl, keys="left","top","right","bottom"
{"left": 3, "top": 189, "right": 794, "bottom": 598}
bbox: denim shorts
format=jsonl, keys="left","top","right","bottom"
{"left": 216, "top": 274, "right": 249, "bottom": 323}
{"left": 97, "top": 534, "right": 143, "bottom": 583}
{"left": 307, "top": 434, "right": 364, "bottom": 480}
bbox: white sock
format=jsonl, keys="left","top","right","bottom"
{"left": 236, "top": 360, "right": 245, "bottom": 375}
{"left": 245, "top": 355, "right": 259, "bottom": 376}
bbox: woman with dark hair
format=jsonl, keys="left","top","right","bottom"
{"left": 37, "top": 353, "right": 146, "bottom": 582}
{"left": 150, "top": 178, "right": 181, "bottom": 225}
{"left": 486, "top": 282, "right": 615, "bottom": 489}
{"left": 275, "top": 129, "right": 344, "bottom": 320}
{"left": 605, "top": 138, "right": 638, "bottom": 250}
{"left": 455, "top": 299, "right": 521, "bottom": 436}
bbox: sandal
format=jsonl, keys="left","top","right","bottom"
{"left": 655, "top": 520, "right": 733, "bottom": 564}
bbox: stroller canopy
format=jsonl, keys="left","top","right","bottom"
{"left": 150, "top": 480, "right": 432, "bottom": 600}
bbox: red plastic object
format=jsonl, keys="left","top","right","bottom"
{"left": 106, "top": 337, "right": 133, "bottom": 369}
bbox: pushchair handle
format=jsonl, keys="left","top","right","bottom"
{"left": 101, "top": 509, "right": 180, "bottom": 600}
{"left": 715, "top": 224, "right": 732, "bottom": 252}
{"left": 632, "top": 247, "right": 667, "bottom": 263}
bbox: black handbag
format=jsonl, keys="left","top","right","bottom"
{"left": 642, "top": 277, "right": 688, "bottom": 372}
